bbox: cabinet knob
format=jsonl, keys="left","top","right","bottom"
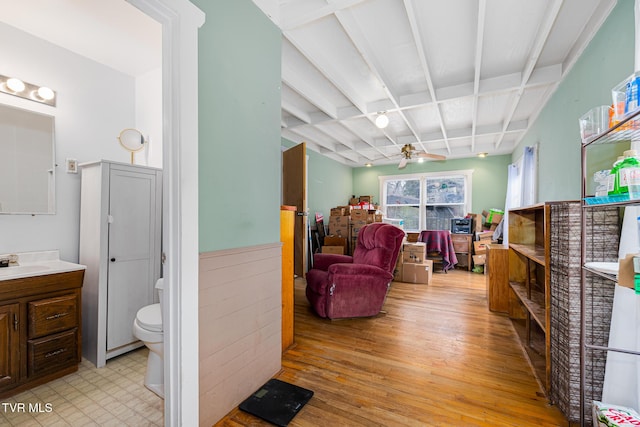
{"left": 110, "top": 258, "right": 116, "bottom": 262}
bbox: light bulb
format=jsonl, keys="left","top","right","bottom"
{"left": 6, "top": 78, "right": 25, "bottom": 92}
{"left": 375, "top": 113, "right": 389, "bottom": 129}
{"left": 37, "top": 87, "right": 55, "bottom": 100}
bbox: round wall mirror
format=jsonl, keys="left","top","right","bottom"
{"left": 118, "top": 128, "right": 146, "bottom": 164}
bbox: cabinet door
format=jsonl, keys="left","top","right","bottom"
{"left": 107, "top": 168, "right": 160, "bottom": 351}
{"left": 0, "top": 303, "right": 20, "bottom": 388}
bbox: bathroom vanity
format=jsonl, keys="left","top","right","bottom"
{"left": 0, "top": 252, "right": 85, "bottom": 397}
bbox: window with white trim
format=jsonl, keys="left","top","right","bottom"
{"left": 379, "top": 170, "right": 473, "bottom": 232}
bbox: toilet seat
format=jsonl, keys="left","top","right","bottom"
{"left": 136, "top": 303, "right": 162, "bottom": 332}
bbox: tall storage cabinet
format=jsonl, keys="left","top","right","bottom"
{"left": 79, "top": 161, "right": 162, "bottom": 368}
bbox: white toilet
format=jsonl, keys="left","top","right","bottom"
{"left": 133, "top": 278, "right": 164, "bottom": 398}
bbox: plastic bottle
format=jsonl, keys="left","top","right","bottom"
{"left": 607, "top": 156, "right": 625, "bottom": 195}
{"left": 618, "top": 150, "right": 640, "bottom": 195}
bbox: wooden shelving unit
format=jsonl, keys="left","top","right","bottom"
{"left": 508, "top": 203, "right": 551, "bottom": 392}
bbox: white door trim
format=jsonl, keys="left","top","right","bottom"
{"left": 127, "top": 1, "right": 204, "bottom": 425}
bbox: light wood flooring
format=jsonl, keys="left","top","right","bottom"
{"left": 216, "top": 269, "right": 567, "bottom": 427}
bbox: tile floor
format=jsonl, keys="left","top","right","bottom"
{"left": 0, "top": 348, "right": 163, "bottom": 426}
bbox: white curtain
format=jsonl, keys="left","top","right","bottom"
{"left": 502, "top": 146, "right": 537, "bottom": 245}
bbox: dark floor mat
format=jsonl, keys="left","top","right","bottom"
{"left": 239, "top": 379, "right": 314, "bottom": 426}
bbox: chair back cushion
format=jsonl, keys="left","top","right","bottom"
{"left": 352, "top": 223, "right": 405, "bottom": 273}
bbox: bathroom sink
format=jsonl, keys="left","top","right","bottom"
{"left": 0, "top": 265, "right": 51, "bottom": 279}
{"left": 0, "top": 252, "right": 85, "bottom": 281}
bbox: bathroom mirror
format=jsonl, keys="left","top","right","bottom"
{"left": 0, "top": 103, "right": 55, "bottom": 214}
{"left": 118, "top": 128, "right": 146, "bottom": 164}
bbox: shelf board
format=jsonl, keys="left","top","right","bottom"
{"left": 509, "top": 281, "right": 546, "bottom": 331}
{"left": 511, "top": 318, "right": 547, "bottom": 392}
{"left": 509, "top": 243, "right": 546, "bottom": 266}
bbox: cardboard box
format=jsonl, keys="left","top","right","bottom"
{"left": 406, "top": 232, "right": 420, "bottom": 243}
{"left": 330, "top": 207, "right": 345, "bottom": 216}
{"left": 349, "top": 197, "right": 359, "bottom": 205}
{"left": 477, "top": 231, "right": 494, "bottom": 241}
{"left": 350, "top": 209, "right": 368, "bottom": 220}
{"left": 322, "top": 246, "right": 344, "bottom": 255}
{"left": 474, "top": 241, "right": 488, "bottom": 255}
{"left": 473, "top": 254, "right": 486, "bottom": 266}
{"left": 351, "top": 219, "right": 368, "bottom": 238}
{"left": 329, "top": 215, "right": 350, "bottom": 237}
{"left": 324, "top": 236, "right": 347, "bottom": 254}
{"left": 491, "top": 213, "right": 503, "bottom": 224}
{"left": 402, "top": 242, "right": 426, "bottom": 263}
{"left": 359, "top": 195, "right": 373, "bottom": 203}
{"left": 374, "top": 214, "right": 383, "bottom": 222}
{"left": 618, "top": 253, "right": 638, "bottom": 290}
{"left": 402, "top": 260, "right": 433, "bottom": 284}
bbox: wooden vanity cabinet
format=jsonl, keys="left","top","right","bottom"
{"left": 0, "top": 270, "right": 83, "bottom": 397}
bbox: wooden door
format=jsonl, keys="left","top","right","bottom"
{"left": 0, "top": 303, "right": 20, "bottom": 389}
{"left": 280, "top": 206, "right": 296, "bottom": 352}
{"left": 282, "top": 143, "right": 307, "bottom": 277}
{"left": 107, "top": 167, "right": 159, "bottom": 351}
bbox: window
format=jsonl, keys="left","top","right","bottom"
{"left": 380, "top": 170, "right": 472, "bottom": 232}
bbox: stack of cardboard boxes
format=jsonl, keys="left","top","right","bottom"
{"left": 323, "top": 196, "right": 383, "bottom": 255}
{"left": 394, "top": 240, "right": 433, "bottom": 285}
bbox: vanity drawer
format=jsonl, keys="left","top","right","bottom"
{"left": 28, "top": 294, "right": 78, "bottom": 339}
{"left": 28, "top": 329, "right": 78, "bottom": 377}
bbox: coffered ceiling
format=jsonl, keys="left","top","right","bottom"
{"left": 255, "top": 0, "right": 616, "bottom": 167}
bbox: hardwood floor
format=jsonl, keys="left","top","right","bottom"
{"left": 215, "top": 270, "right": 568, "bottom": 426}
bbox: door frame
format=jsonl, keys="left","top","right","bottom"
{"left": 127, "top": 1, "right": 204, "bottom": 425}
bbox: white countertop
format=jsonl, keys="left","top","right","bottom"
{"left": 0, "top": 250, "right": 86, "bottom": 281}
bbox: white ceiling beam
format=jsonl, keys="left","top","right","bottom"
{"left": 282, "top": 63, "right": 339, "bottom": 119}
{"left": 281, "top": 0, "right": 367, "bottom": 31}
{"left": 403, "top": 0, "right": 451, "bottom": 154}
{"left": 471, "top": 0, "right": 487, "bottom": 153}
{"left": 281, "top": 99, "right": 311, "bottom": 124}
{"left": 561, "top": 0, "right": 616, "bottom": 77}
{"left": 329, "top": 1, "right": 422, "bottom": 148}
{"left": 495, "top": 0, "right": 564, "bottom": 148}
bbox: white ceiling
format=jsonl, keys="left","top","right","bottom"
{"left": 1, "top": 1, "right": 617, "bottom": 168}
{"left": 0, "top": 0, "right": 161, "bottom": 77}
{"left": 257, "top": 0, "right": 617, "bottom": 167}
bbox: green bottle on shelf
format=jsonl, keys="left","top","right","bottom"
{"left": 607, "top": 155, "right": 625, "bottom": 195}
{"left": 618, "top": 150, "right": 640, "bottom": 194}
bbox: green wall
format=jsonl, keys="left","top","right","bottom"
{"left": 282, "top": 138, "right": 353, "bottom": 224}
{"left": 196, "top": 0, "right": 282, "bottom": 252}
{"left": 352, "top": 154, "right": 511, "bottom": 214}
{"left": 515, "top": 0, "right": 635, "bottom": 202}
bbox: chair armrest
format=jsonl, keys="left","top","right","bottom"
{"left": 313, "top": 253, "right": 353, "bottom": 271}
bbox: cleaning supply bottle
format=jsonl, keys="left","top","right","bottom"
{"left": 618, "top": 150, "right": 640, "bottom": 194}
{"left": 607, "top": 156, "right": 625, "bottom": 195}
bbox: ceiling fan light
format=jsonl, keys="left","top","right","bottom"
{"left": 478, "top": 152, "right": 488, "bottom": 158}
{"left": 375, "top": 113, "right": 389, "bottom": 129}
{"left": 365, "top": 162, "right": 372, "bottom": 167}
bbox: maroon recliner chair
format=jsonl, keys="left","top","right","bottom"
{"left": 305, "top": 222, "right": 405, "bottom": 319}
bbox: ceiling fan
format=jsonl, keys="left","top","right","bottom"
{"left": 397, "top": 144, "right": 446, "bottom": 169}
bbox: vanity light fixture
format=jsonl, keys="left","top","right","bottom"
{"left": 374, "top": 112, "right": 389, "bottom": 129}
{"left": 0, "top": 74, "right": 56, "bottom": 107}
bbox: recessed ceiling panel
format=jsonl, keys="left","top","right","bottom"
{"left": 412, "top": 0, "right": 477, "bottom": 88}
{"left": 476, "top": 92, "right": 512, "bottom": 127}
{"left": 347, "top": 0, "right": 429, "bottom": 97}
{"left": 287, "top": 14, "right": 388, "bottom": 105}
{"left": 482, "top": 0, "right": 547, "bottom": 78}
{"left": 440, "top": 97, "right": 473, "bottom": 129}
